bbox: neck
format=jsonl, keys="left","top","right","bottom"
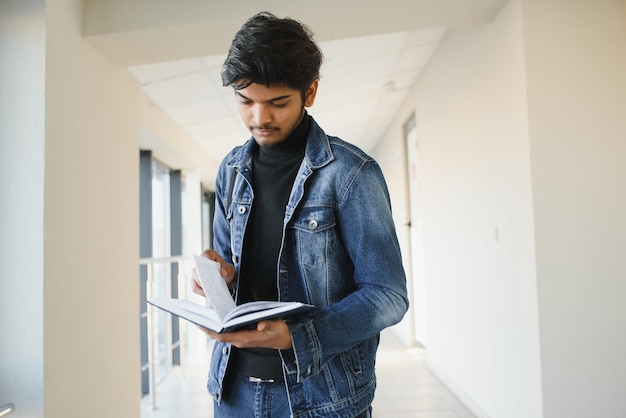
{"left": 258, "top": 112, "right": 309, "bottom": 158}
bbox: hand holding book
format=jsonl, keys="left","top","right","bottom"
{"left": 192, "top": 254, "right": 237, "bottom": 319}
{"left": 191, "top": 249, "right": 235, "bottom": 298}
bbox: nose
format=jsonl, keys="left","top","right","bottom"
{"left": 251, "top": 104, "right": 272, "bottom": 126}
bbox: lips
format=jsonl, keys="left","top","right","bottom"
{"left": 252, "top": 127, "right": 279, "bottom": 136}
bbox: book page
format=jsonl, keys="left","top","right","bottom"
{"left": 225, "top": 301, "right": 300, "bottom": 319}
{"left": 193, "top": 254, "right": 236, "bottom": 321}
{"left": 222, "top": 301, "right": 313, "bottom": 325}
{"left": 149, "top": 298, "right": 223, "bottom": 333}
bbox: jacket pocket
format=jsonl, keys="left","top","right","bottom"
{"left": 339, "top": 339, "right": 380, "bottom": 398}
{"left": 291, "top": 206, "right": 335, "bottom": 267}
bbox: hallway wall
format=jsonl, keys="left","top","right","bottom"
{"left": 43, "top": 1, "right": 141, "bottom": 416}
{"left": 2, "top": 1, "right": 216, "bottom": 416}
{"left": 375, "top": 0, "right": 626, "bottom": 417}
{"left": 0, "top": 0, "right": 46, "bottom": 416}
{"left": 523, "top": 0, "right": 626, "bottom": 416}
{"left": 377, "top": 1, "right": 542, "bottom": 417}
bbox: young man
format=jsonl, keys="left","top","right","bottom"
{"left": 194, "top": 12, "right": 409, "bottom": 418}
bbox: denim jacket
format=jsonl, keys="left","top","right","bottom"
{"left": 207, "top": 116, "right": 409, "bottom": 417}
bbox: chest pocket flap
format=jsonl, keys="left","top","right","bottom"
{"left": 291, "top": 206, "right": 335, "bottom": 233}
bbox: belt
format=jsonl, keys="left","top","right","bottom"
{"left": 247, "top": 376, "right": 279, "bottom": 383}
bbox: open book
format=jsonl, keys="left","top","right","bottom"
{"left": 148, "top": 255, "right": 315, "bottom": 333}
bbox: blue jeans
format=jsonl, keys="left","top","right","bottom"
{"left": 214, "top": 374, "right": 290, "bottom": 418}
{"left": 214, "top": 373, "right": 372, "bottom": 418}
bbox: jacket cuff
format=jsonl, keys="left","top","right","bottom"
{"left": 281, "top": 318, "right": 320, "bottom": 382}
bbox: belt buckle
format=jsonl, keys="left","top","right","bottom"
{"left": 248, "top": 376, "right": 275, "bottom": 383}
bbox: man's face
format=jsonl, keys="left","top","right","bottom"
{"left": 234, "top": 81, "right": 318, "bottom": 147}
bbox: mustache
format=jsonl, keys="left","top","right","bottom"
{"left": 250, "top": 125, "right": 280, "bottom": 131}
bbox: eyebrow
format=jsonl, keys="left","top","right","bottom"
{"left": 235, "top": 91, "right": 292, "bottom": 103}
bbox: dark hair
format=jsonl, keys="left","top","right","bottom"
{"left": 221, "top": 12, "right": 323, "bottom": 93}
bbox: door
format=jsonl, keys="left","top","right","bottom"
{"left": 405, "top": 115, "right": 429, "bottom": 347}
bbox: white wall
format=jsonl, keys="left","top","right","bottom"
{"left": 0, "top": 0, "right": 46, "bottom": 416}
{"left": 43, "top": 0, "right": 217, "bottom": 415}
{"left": 523, "top": 1, "right": 626, "bottom": 417}
{"left": 372, "top": 107, "right": 416, "bottom": 347}
{"left": 376, "top": 1, "right": 626, "bottom": 417}
{"left": 375, "top": 1, "right": 543, "bottom": 417}
{"left": 1, "top": 1, "right": 217, "bottom": 416}
{"left": 43, "top": 1, "right": 141, "bottom": 416}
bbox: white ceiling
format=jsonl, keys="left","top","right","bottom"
{"left": 127, "top": 27, "right": 446, "bottom": 162}
{"left": 83, "top": 0, "right": 507, "bottom": 168}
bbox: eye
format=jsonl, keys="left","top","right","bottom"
{"left": 272, "top": 102, "right": 288, "bottom": 108}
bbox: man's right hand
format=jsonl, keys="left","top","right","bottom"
{"left": 191, "top": 249, "right": 236, "bottom": 297}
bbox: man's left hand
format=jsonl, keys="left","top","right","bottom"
{"left": 198, "top": 319, "right": 293, "bottom": 350}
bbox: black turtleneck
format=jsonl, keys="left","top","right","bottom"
{"left": 238, "top": 113, "right": 309, "bottom": 304}
{"left": 232, "top": 113, "right": 310, "bottom": 382}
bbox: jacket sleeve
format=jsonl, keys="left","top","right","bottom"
{"left": 212, "top": 160, "right": 234, "bottom": 263}
{"left": 281, "top": 159, "right": 409, "bottom": 382}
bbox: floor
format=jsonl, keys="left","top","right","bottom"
{"left": 141, "top": 330, "right": 477, "bottom": 418}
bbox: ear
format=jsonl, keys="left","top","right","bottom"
{"left": 304, "top": 80, "right": 319, "bottom": 108}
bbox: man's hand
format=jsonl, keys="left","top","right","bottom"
{"left": 198, "top": 319, "right": 293, "bottom": 350}
{"left": 191, "top": 249, "right": 236, "bottom": 297}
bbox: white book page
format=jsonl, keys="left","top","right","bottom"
{"left": 193, "top": 254, "right": 236, "bottom": 320}
{"left": 225, "top": 301, "right": 296, "bottom": 319}
{"left": 149, "top": 298, "right": 223, "bottom": 333}
{"left": 222, "top": 302, "right": 306, "bottom": 325}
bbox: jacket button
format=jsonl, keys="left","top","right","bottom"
{"left": 237, "top": 205, "right": 246, "bottom": 214}
{"left": 308, "top": 219, "right": 318, "bottom": 230}
{"left": 222, "top": 346, "right": 228, "bottom": 355}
